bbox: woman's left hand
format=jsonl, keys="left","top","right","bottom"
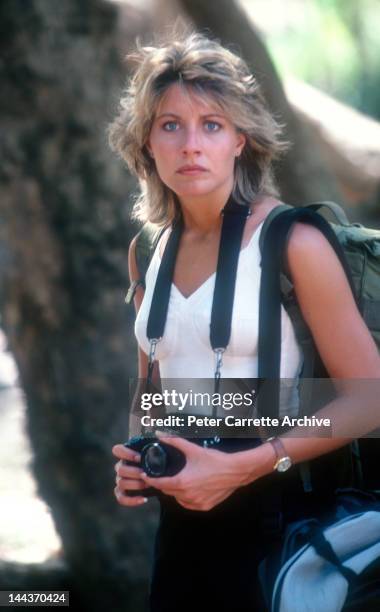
{"left": 140, "top": 432, "right": 251, "bottom": 511}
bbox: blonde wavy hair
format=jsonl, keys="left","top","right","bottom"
{"left": 108, "top": 30, "right": 289, "bottom": 226}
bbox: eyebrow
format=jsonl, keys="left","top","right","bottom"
{"left": 156, "top": 112, "right": 226, "bottom": 120}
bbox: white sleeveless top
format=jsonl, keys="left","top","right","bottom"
{"left": 135, "top": 221, "right": 303, "bottom": 417}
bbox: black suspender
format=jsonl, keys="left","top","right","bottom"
{"left": 210, "top": 199, "right": 252, "bottom": 393}
{"left": 145, "top": 194, "right": 251, "bottom": 406}
{"left": 146, "top": 216, "right": 184, "bottom": 386}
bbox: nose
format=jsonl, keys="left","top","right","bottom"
{"left": 181, "top": 127, "right": 201, "bottom": 156}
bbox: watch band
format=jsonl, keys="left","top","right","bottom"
{"left": 267, "top": 436, "right": 286, "bottom": 460}
{"left": 267, "top": 436, "right": 292, "bottom": 472}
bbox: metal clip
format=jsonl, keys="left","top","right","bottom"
{"left": 145, "top": 338, "right": 161, "bottom": 395}
{"left": 149, "top": 338, "right": 159, "bottom": 364}
{"left": 214, "top": 348, "right": 225, "bottom": 380}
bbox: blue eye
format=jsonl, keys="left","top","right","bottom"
{"left": 205, "top": 121, "right": 221, "bottom": 131}
{"left": 163, "top": 121, "right": 178, "bottom": 131}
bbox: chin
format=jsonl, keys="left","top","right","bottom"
{"left": 171, "top": 180, "right": 217, "bottom": 199}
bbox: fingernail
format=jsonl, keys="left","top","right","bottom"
{"left": 142, "top": 498, "right": 148, "bottom": 503}
{"left": 155, "top": 430, "right": 166, "bottom": 437}
{"left": 134, "top": 454, "right": 140, "bottom": 461}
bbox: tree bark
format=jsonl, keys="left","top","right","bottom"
{"left": 0, "top": 1, "right": 156, "bottom": 609}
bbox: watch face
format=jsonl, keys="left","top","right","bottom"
{"left": 277, "top": 457, "right": 292, "bottom": 472}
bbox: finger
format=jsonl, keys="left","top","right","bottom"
{"left": 177, "top": 498, "right": 212, "bottom": 512}
{"left": 114, "top": 486, "right": 148, "bottom": 507}
{"left": 176, "top": 499, "right": 199, "bottom": 510}
{"left": 112, "top": 444, "right": 141, "bottom": 462}
{"left": 116, "top": 477, "right": 147, "bottom": 492}
{"left": 140, "top": 472, "right": 182, "bottom": 492}
{"left": 115, "top": 461, "right": 144, "bottom": 479}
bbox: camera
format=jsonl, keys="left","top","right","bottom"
{"left": 123, "top": 435, "right": 187, "bottom": 498}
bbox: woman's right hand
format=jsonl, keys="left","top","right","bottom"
{"left": 112, "top": 444, "right": 149, "bottom": 507}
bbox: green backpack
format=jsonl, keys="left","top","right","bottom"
{"left": 126, "top": 202, "right": 380, "bottom": 490}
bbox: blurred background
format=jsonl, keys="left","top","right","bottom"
{"left": 1, "top": 0, "right": 379, "bottom": 610}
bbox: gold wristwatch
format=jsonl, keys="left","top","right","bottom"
{"left": 267, "top": 436, "right": 292, "bottom": 473}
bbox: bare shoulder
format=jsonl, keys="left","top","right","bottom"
{"left": 288, "top": 221, "right": 330, "bottom": 251}
{"left": 286, "top": 221, "right": 339, "bottom": 282}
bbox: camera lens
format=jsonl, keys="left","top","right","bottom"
{"left": 142, "top": 442, "right": 167, "bottom": 476}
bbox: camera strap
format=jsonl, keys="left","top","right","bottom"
{"left": 146, "top": 194, "right": 252, "bottom": 415}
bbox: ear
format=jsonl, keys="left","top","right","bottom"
{"left": 236, "top": 131, "right": 246, "bottom": 157}
{"left": 145, "top": 139, "right": 154, "bottom": 158}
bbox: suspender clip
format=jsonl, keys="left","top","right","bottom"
{"left": 148, "top": 338, "right": 160, "bottom": 364}
{"left": 214, "top": 348, "right": 225, "bottom": 380}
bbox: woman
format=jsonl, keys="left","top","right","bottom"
{"left": 110, "top": 32, "right": 380, "bottom": 611}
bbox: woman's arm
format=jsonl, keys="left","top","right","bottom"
{"left": 111, "top": 236, "right": 161, "bottom": 508}
{"left": 127, "top": 235, "right": 160, "bottom": 437}
{"left": 236, "top": 221, "right": 380, "bottom": 484}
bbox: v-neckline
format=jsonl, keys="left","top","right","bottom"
{"left": 172, "top": 271, "right": 216, "bottom": 303}
{"left": 156, "top": 219, "right": 265, "bottom": 302}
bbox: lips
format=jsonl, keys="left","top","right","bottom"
{"left": 177, "top": 165, "right": 208, "bottom": 174}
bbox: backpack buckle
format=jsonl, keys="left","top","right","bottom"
{"left": 125, "top": 279, "right": 144, "bottom": 304}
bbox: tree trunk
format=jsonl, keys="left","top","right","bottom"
{"left": 0, "top": 1, "right": 156, "bottom": 610}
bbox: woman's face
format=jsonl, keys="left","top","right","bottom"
{"left": 146, "top": 82, "right": 246, "bottom": 202}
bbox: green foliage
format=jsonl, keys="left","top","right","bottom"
{"left": 264, "top": 0, "right": 380, "bottom": 120}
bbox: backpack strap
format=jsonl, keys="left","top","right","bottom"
{"left": 306, "top": 523, "right": 358, "bottom": 584}
{"left": 306, "top": 201, "right": 350, "bottom": 226}
{"left": 258, "top": 205, "right": 357, "bottom": 394}
{"left": 258, "top": 201, "right": 353, "bottom": 425}
{"left": 258, "top": 207, "right": 358, "bottom": 492}
{"left": 259, "top": 204, "right": 293, "bottom": 259}
{"left": 125, "top": 223, "right": 166, "bottom": 305}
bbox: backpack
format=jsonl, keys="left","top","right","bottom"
{"left": 125, "top": 222, "right": 166, "bottom": 305}
{"left": 258, "top": 487, "right": 380, "bottom": 612}
{"left": 125, "top": 201, "right": 380, "bottom": 491}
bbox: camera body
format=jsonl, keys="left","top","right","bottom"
{"left": 123, "top": 435, "right": 187, "bottom": 497}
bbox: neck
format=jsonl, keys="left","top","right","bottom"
{"left": 177, "top": 183, "right": 233, "bottom": 235}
